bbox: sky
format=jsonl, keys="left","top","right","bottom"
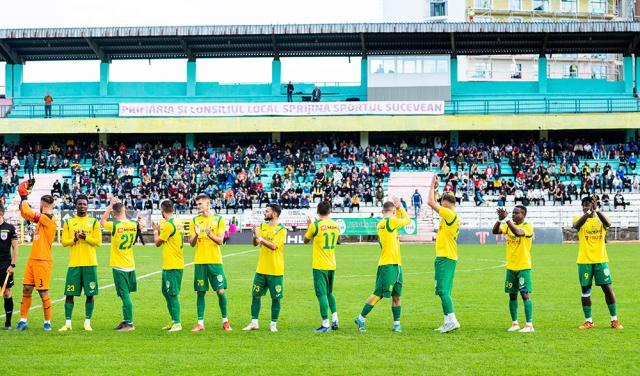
{"left": 0, "top": 0, "right": 384, "bottom": 91}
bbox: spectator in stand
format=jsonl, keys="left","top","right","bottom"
{"left": 613, "top": 191, "right": 627, "bottom": 210}
{"left": 286, "top": 81, "right": 294, "bottom": 102}
{"left": 629, "top": 152, "right": 637, "bottom": 171}
{"left": 411, "top": 189, "right": 422, "bottom": 217}
{"left": 311, "top": 85, "right": 322, "bottom": 102}
{"left": 24, "top": 153, "right": 35, "bottom": 179}
{"left": 44, "top": 92, "right": 53, "bottom": 118}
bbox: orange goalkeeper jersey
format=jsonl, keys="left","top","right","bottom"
{"left": 20, "top": 201, "right": 56, "bottom": 261}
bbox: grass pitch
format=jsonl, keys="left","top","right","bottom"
{"left": 1, "top": 243, "right": 637, "bottom": 375}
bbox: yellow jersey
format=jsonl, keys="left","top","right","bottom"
{"left": 61, "top": 216, "right": 102, "bottom": 267}
{"left": 159, "top": 218, "right": 185, "bottom": 270}
{"left": 376, "top": 208, "right": 411, "bottom": 266}
{"left": 573, "top": 215, "right": 608, "bottom": 264}
{"left": 499, "top": 222, "right": 534, "bottom": 271}
{"left": 304, "top": 218, "right": 339, "bottom": 270}
{"left": 435, "top": 207, "right": 460, "bottom": 260}
{"left": 256, "top": 222, "right": 287, "bottom": 276}
{"left": 103, "top": 220, "right": 138, "bottom": 270}
{"left": 189, "top": 214, "right": 226, "bottom": 264}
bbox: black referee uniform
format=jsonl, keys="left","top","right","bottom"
{"left": 0, "top": 221, "right": 17, "bottom": 328}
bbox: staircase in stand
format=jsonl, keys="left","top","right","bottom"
{"left": 386, "top": 171, "right": 436, "bottom": 242}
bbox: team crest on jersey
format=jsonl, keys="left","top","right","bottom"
{"left": 519, "top": 277, "right": 525, "bottom": 286}
{"left": 275, "top": 285, "right": 282, "bottom": 293}
{"left": 217, "top": 275, "right": 223, "bottom": 282}
{"left": 165, "top": 280, "right": 170, "bottom": 289}
{"left": 0, "top": 232, "right": 7, "bottom": 240}
{"left": 89, "top": 282, "right": 96, "bottom": 289}
{"left": 321, "top": 225, "right": 327, "bottom": 231}
{"left": 118, "top": 228, "right": 124, "bottom": 233}
{"left": 604, "top": 268, "right": 610, "bottom": 276}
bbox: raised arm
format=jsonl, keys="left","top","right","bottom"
{"left": 61, "top": 220, "right": 76, "bottom": 247}
{"left": 427, "top": 175, "right": 441, "bottom": 212}
{"left": 206, "top": 217, "right": 225, "bottom": 246}
{"left": 84, "top": 219, "right": 102, "bottom": 247}
{"left": 505, "top": 219, "right": 526, "bottom": 237}
{"left": 303, "top": 216, "right": 315, "bottom": 244}
{"left": 389, "top": 197, "right": 411, "bottom": 229}
{"left": 189, "top": 219, "right": 198, "bottom": 247}
{"left": 492, "top": 208, "right": 507, "bottom": 234}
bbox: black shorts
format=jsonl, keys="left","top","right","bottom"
{"left": 0, "top": 263, "right": 14, "bottom": 290}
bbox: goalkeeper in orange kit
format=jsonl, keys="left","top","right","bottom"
{"left": 14, "top": 179, "right": 57, "bottom": 332}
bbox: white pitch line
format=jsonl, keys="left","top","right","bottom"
{"left": 1, "top": 248, "right": 257, "bottom": 319}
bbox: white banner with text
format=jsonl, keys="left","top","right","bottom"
{"left": 119, "top": 101, "right": 445, "bottom": 117}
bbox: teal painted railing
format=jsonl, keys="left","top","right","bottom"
{"left": 2, "top": 97, "right": 640, "bottom": 118}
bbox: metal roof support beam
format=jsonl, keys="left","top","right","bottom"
{"left": 179, "top": 37, "right": 195, "bottom": 61}
{"left": 450, "top": 33, "right": 456, "bottom": 58}
{"left": 84, "top": 37, "right": 109, "bottom": 62}
{"left": 627, "top": 34, "right": 640, "bottom": 56}
{"left": 271, "top": 34, "right": 279, "bottom": 59}
{"left": 0, "top": 40, "right": 21, "bottom": 64}
{"left": 540, "top": 33, "right": 549, "bottom": 57}
{"left": 360, "top": 33, "right": 366, "bottom": 57}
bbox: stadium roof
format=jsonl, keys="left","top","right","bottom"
{"left": 1, "top": 22, "right": 640, "bottom": 63}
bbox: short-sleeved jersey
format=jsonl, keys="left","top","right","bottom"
{"left": 376, "top": 208, "right": 411, "bottom": 266}
{"left": 256, "top": 222, "right": 287, "bottom": 276}
{"left": 499, "top": 222, "right": 534, "bottom": 270}
{"left": 304, "top": 218, "right": 339, "bottom": 270}
{"left": 0, "top": 222, "right": 17, "bottom": 263}
{"left": 103, "top": 220, "right": 138, "bottom": 270}
{"left": 159, "top": 218, "right": 185, "bottom": 270}
{"left": 573, "top": 215, "right": 608, "bottom": 264}
{"left": 20, "top": 201, "right": 57, "bottom": 261}
{"left": 435, "top": 207, "right": 460, "bottom": 260}
{"left": 62, "top": 216, "right": 102, "bottom": 267}
{"left": 189, "top": 214, "right": 226, "bottom": 264}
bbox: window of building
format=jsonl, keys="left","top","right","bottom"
{"left": 508, "top": 0, "right": 522, "bottom": 10}
{"left": 473, "top": 63, "right": 493, "bottom": 79}
{"left": 560, "top": 0, "right": 577, "bottom": 12}
{"left": 430, "top": 0, "right": 447, "bottom": 17}
{"left": 532, "top": 0, "right": 549, "bottom": 11}
{"left": 511, "top": 63, "right": 523, "bottom": 79}
{"left": 589, "top": 0, "right": 607, "bottom": 13}
{"left": 423, "top": 60, "right": 436, "bottom": 73}
{"left": 475, "top": 0, "right": 492, "bottom": 9}
{"left": 475, "top": 16, "right": 494, "bottom": 22}
{"left": 508, "top": 17, "right": 524, "bottom": 22}
{"left": 591, "top": 65, "right": 608, "bottom": 79}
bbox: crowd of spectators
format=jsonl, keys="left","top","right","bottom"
{"left": 0, "top": 135, "right": 638, "bottom": 213}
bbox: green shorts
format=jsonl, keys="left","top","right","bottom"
{"left": 578, "top": 263, "right": 613, "bottom": 287}
{"left": 505, "top": 269, "right": 532, "bottom": 294}
{"left": 252, "top": 273, "right": 284, "bottom": 299}
{"left": 373, "top": 264, "right": 403, "bottom": 298}
{"left": 112, "top": 269, "right": 137, "bottom": 297}
{"left": 163, "top": 269, "right": 183, "bottom": 296}
{"left": 194, "top": 263, "right": 227, "bottom": 292}
{"left": 313, "top": 269, "right": 335, "bottom": 297}
{"left": 64, "top": 266, "right": 99, "bottom": 296}
{"left": 434, "top": 257, "right": 456, "bottom": 296}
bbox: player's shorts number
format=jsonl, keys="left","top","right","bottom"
{"left": 584, "top": 272, "right": 589, "bottom": 280}
{"left": 197, "top": 279, "right": 205, "bottom": 287}
{"left": 506, "top": 282, "right": 513, "bottom": 288}
{"left": 66, "top": 284, "right": 75, "bottom": 292}
{"left": 253, "top": 284, "right": 261, "bottom": 293}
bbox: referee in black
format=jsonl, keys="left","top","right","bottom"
{"left": 0, "top": 206, "right": 18, "bottom": 329}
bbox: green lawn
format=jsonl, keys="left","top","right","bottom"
{"left": 1, "top": 243, "right": 638, "bottom": 375}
